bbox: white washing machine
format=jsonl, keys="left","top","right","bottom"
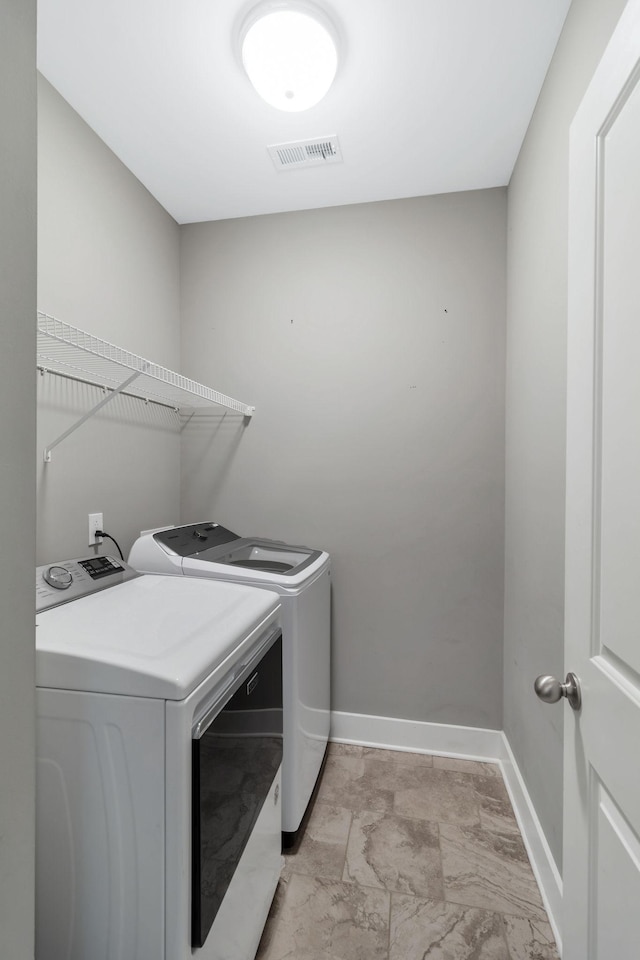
{"left": 129, "top": 521, "right": 330, "bottom": 846}
{"left": 36, "top": 554, "right": 283, "bottom": 960}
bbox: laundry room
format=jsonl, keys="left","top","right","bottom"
{"left": 3, "top": 0, "right": 638, "bottom": 958}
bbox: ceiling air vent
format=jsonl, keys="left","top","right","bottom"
{"left": 268, "top": 135, "right": 343, "bottom": 171}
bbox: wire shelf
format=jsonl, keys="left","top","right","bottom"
{"left": 37, "top": 312, "right": 254, "bottom": 461}
{"left": 37, "top": 312, "right": 254, "bottom": 415}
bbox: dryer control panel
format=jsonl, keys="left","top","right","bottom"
{"left": 36, "top": 555, "right": 140, "bottom": 612}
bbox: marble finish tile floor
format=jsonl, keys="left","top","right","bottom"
{"left": 255, "top": 743, "right": 559, "bottom": 960}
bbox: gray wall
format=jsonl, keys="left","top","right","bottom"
{"left": 0, "top": 0, "right": 36, "bottom": 955}
{"left": 504, "top": 0, "right": 627, "bottom": 873}
{"left": 37, "top": 77, "right": 182, "bottom": 563}
{"left": 180, "top": 190, "right": 507, "bottom": 729}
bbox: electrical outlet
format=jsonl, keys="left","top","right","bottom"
{"left": 88, "top": 512, "right": 103, "bottom": 545}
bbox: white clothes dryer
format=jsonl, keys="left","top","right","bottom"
{"left": 129, "top": 521, "right": 331, "bottom": 846}
{"left": 35, "top": 554, "right": 283, "bottom": 960}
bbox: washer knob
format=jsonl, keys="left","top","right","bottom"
{"left": 43, "top": 565, "right": 73, "bottom": 590}
{"left": 192, "top": 528, "right": 208, "bottom": 541}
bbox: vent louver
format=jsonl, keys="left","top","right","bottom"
{"left": 268, "top": 135, "right": 343, "bottom": 170}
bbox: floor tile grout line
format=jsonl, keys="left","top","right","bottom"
{"left": 434, "top": 818, "right": 446, "bottom": 906}
{"left": 340, "top": 807, "right": 354, "bottom": 884}
{"left": 442, "top": 888, "right": 548, "bottom": 922}
{"left": 497, "top": 911, "right": 515, "bottom": 960}
{"left": 319, "top": 803, "right": 518, "bottom": 830}
{"left": 296, "top": 874, "right": 548, "bottom": 917}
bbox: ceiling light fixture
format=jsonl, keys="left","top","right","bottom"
{"left": 240, "top": 1, "right": 339, "bottom": 112}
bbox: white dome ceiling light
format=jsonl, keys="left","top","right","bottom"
{"left": 240, "top": 2, "right": 339, "bottom": 112}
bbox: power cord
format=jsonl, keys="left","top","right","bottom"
{"left": 95, "top": 530, "right": 124, "bottom": 560}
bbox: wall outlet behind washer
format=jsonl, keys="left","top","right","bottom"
{"left": 88, "top": 512, "right": 103, "bottom": 545}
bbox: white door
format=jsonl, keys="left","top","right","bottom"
{"left": 564, "top": 1, "right": 640, "bottom": 957}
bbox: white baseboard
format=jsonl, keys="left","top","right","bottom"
{"left": 498, "top": 732, "right": 563, "bottom": 955}
{"left": 330, "top": 710, "right": 562, "bottom": 955}
{"left": 330, "top": 710, "right": 504, "bottom": 761}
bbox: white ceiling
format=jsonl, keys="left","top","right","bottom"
{"left": 37, "top": 0, "right": 571, "bottom": 225}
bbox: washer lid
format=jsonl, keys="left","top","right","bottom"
{"left": 35, "top": 575, "right": 280, "bottom": 700}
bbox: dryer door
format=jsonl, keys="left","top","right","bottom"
{"left": 191, "top": 632, "right": 282, "bottom": 949}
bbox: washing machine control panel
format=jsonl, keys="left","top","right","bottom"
{"left": 36, "top": 556, "right": 140, "bottom": 612}
{"left": 154, "top": 521, "right": 240, "bottom": 557}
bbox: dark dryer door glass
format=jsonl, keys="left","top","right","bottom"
{"left": 191, "top": 633, "right": 283, "bottom": 949}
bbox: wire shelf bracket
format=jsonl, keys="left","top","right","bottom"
{"left": 37, "top": 312, "right": 255, "bottom": 462}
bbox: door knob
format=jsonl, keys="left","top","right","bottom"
{"left": 534, "top": 672, "right": 581, "bottom": 711}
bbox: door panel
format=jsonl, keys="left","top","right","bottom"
{"left": 565, "top": 1, "right": 640, "bottom": 957}
{"left": 593, "top": 783, "right": 640, "bottom": 958}
{"left": 599, "top": 69, "right": 640, "bottom": 674}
